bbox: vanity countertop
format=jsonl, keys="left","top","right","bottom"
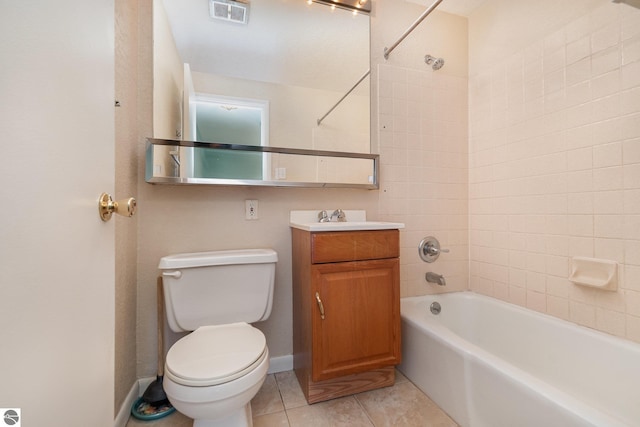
{"left": 289, "top": 210, "right": 405, "bottom": 232}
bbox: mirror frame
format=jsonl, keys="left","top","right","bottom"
{"left": 146, "top": 138, "right": 380, "bottom": 189}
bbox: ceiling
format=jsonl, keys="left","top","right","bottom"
{"left": 406, "top": 0, "right": 489, "bottom": 17}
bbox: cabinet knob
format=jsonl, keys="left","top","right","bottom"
{"left": 315, "top": 292, "right": 326, "bottom": 320}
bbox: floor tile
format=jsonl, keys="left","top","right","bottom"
{"left": 125, "top": 369, "right": 456, "bottom": 427}
{"left": 252, "top": 374, "right": 285, "bottom": 417}
{"left": 356, "top": 381, "right": 457, "bottom": 427}
{"left": 274, "top": 370, "right": 308, "bottom": 409}
{"left": 394, "top": 369, "right": 409, "bottom": 384}
{"left": 286, "top": 396, "right": 374, "bottom": 427}
{"left": 253, "top": 411, "right": 290, "bottom": 427}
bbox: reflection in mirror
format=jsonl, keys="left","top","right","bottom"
{"left": 192, "top": 94, "right": 270, "bottom": 180}
{"left": 154, "top": 0, "right": 370, "bottom": 154}
{"left": 146, "top": 139, "right": 379, "bottom": 188}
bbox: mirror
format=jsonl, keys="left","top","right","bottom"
{"left": 146, "top": 138, "right": 379, "bottom": 188}
{"left": 150, "top": 0, "right": 374, "bottom": 188}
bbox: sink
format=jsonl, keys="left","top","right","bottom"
{"left": 289, "top": 210, "right": 404, "bottom": 232}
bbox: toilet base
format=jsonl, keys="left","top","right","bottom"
{"left": 193, "top": 403, "right": 252, "bottom": 427}
{"left": 165, "top": 345, "right": 268, "bottom": 427}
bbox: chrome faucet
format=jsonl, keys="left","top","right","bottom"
{"left": 331, "top": 209, "right": 346, "bottom": 222}
{"left": 318, "top": 209, "right": 347, "bottom": 222}
{"left": 318, "top": 210, "right": 330, "bottom": 222}
{"left": 425, "top": 272, "right": 446, "bottom": 286}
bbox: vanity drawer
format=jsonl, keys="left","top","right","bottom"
{"left": 310, "top": 230, "right": 399, "bottom": 263}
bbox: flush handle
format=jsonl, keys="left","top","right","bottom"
{"left": 99, "top": 192, "right": 137, "bottom": 222}
{"left": 162, "top": 271, "right": 182, "bottom": 279}
{"left": 315, "top": 292, "right": 326, "bottom": 320}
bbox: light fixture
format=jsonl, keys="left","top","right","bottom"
{"left": 310, "top": 0, "right": 371, "bottom": 14}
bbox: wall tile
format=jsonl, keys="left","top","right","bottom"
{"left": 470, "top": 3, "right": 640, "bottom": 343}
{"left": 547, "top": 295, "right": 570, "bottom": 320}
{"left": 596, "top": 307, "right": 626, "bottom": 337}
{"left": 627, "top": 315, "right": 640, "bottom": 341}
{"left": 567, "top": 36, "right": 591, "bottom": 64}
{"left": 591, "top": 70, "right": 620, "bottom": 99}
{"left": 623, "top": 10, "right": 640, "bottom": 40}
{"left": 593, "top": 191, "right": 623, "bottom": 214}
{"left": 570, "top": 300, "right": 597, "bottom": 328}
{"left": 591, "top": 22, "right": 620, "bottom": 54}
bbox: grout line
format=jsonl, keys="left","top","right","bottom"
{"left": 353, "top": 393, "right": 377, "bottom": 427}
{"left": 273, "top": 371, "right": 295, "bottom": 426}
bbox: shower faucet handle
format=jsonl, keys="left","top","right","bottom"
{"left": 427, "top": 245, "right": 449, "bottom": 256}
{"left": 418, "top": 236, "right": 449, "bottom": 263}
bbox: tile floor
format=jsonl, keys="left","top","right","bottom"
{"left": 126, "top": 370, "right": 457, "bottom": 427}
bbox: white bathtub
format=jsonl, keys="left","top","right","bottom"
{"left": 399, "top": 292, "right": 640, "bottom": 427}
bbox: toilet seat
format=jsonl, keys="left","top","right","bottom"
{"left": 165, "top": 322, "right": 267, "bottom": 387}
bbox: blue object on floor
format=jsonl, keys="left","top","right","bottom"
{"left": 130, "top": 397, "right": 176, "bottom": 421}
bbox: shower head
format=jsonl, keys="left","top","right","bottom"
{"left": 425, "top": 54, "right": 445, "bottom": 71}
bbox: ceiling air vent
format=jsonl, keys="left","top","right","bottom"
{"left": 209, "top": 0, "right": 249, "bottom": 24}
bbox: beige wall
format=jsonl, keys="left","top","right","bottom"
{"left": 114, "top": 0, "right": 140, "bottom": 414}
{"left": 468, "top": 0, "right": 640, "bottom": 342}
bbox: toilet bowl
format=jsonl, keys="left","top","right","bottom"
{"left": 158, "top": 249, "right": 278, "bottom": 427}
{"left": 164, "top": 323, "right": 269, "bottom": 426}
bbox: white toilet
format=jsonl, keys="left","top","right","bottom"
{"left": 158, "top": 249, "right": 278, "bottom": 427}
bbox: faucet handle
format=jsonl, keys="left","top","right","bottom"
{"left": 331, "top": 209, "right": 347, "bottom": 222}
{"left": 418, "top": 236, "right": 449, "bottom": 263}
{"left": 318, "top": 210, "right": 330, "bottom": 223}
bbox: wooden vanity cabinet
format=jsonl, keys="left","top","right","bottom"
{"left": 292, "top": 228, "right": 401, "bottom": 404}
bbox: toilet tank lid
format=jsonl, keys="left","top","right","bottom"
{"left": 159, "top": 249, "right": 277, "bottom": 269}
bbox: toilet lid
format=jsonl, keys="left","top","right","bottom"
{"left": 165, "top": 322, "right": 267, "bottom": 387}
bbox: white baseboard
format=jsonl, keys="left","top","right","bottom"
{"left": 114, "top": 379, "right": 143, "bottom": 427}
{"left": 267, "top": 355, "right": 293, "bottom": 374}
{"left": 114, "top": 355, "right": 292, "bottom": 426}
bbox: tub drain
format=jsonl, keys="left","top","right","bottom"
{"left": 430, "top": 301, "right": 441, "bottom": 315}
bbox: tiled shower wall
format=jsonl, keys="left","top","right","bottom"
{"left": 469, "top": 2, "right": 640, "bottom": 343}
{"left": 371, "top": 5, "right": 469, "bottom": 298}
{"left": 377, "top": 64, "right": 469, "bottom": 297}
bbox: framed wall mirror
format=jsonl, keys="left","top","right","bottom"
{"left": 148, "top": 0, "right": 376, "bottom": 188}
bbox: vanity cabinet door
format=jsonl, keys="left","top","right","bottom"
{"left": 311, "top": 258, "right": 401, "bottom": 382}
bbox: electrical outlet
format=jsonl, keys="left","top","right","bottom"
{"left": 245, "top": 199, "right": 258, "bottom": 220}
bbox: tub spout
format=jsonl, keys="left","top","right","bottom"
{"left": 426, "top": 272, "right": 446, "bottom": 286}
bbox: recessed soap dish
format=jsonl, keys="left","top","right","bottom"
{"left": 568, "top": 257, "right": 618, "bottom": 291}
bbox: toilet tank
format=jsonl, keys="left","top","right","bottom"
{"left": 159, "top": 249, "right": 277, "bottom": 333}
